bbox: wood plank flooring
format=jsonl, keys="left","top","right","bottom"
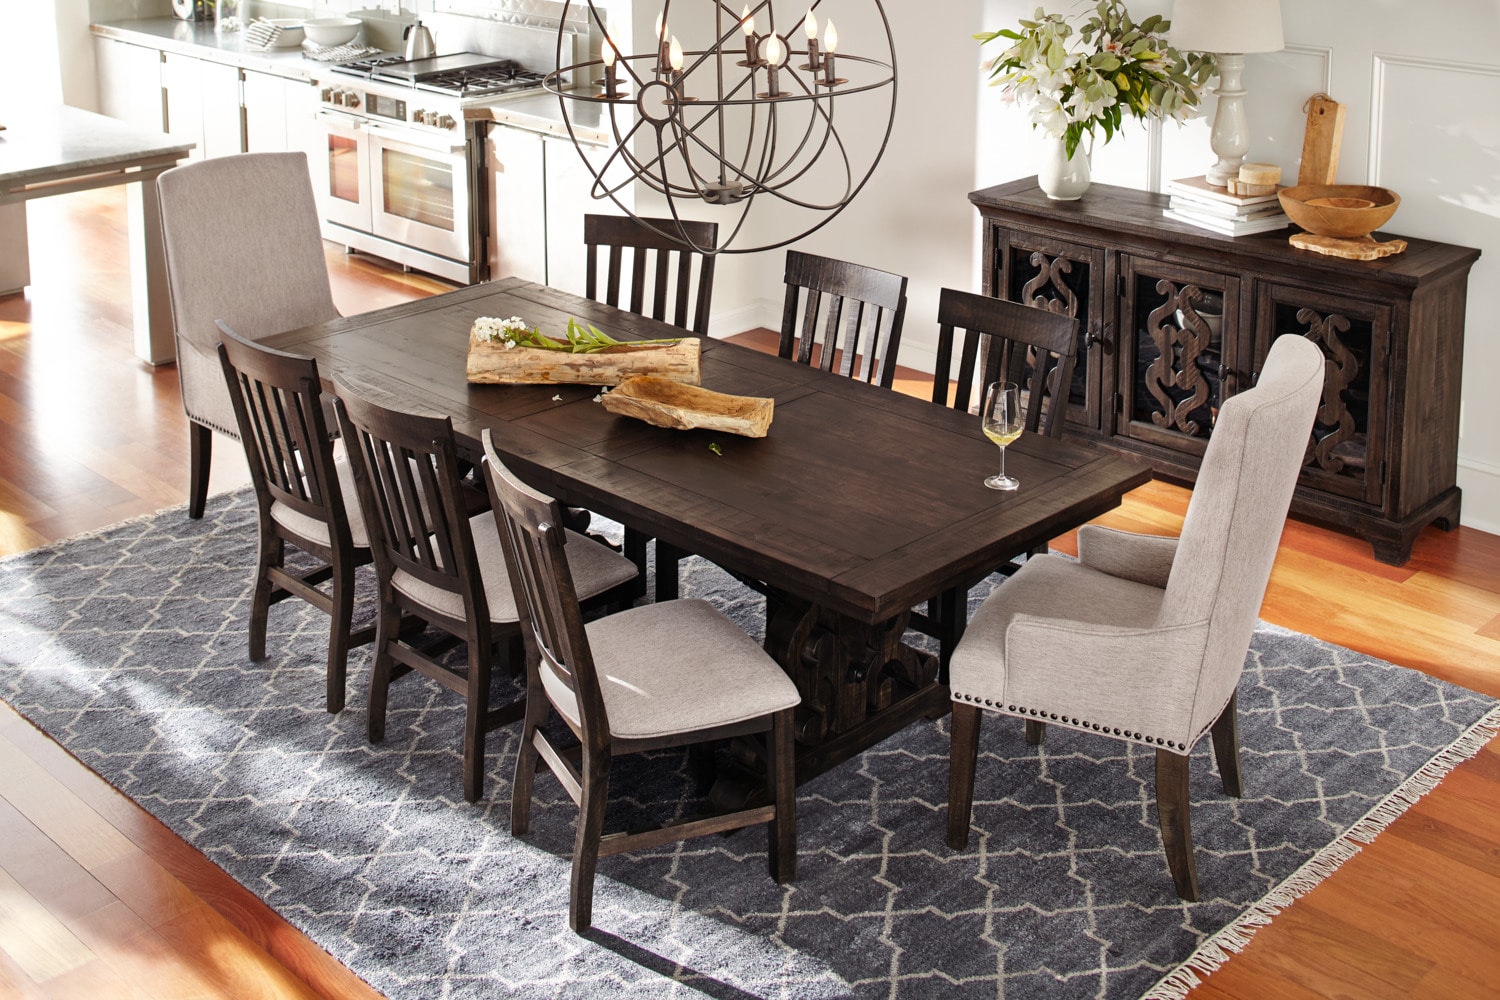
{"left": 1, "top": 186, "right": 1497, "bottom": 998}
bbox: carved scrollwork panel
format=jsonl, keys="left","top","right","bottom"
{"left": 1020, "top": 251, "right": 1078, "bottom": 318}
{"left": 1143, "top": 280, "right": 1215, "bottom": 436}
{"left": 1295, "top": 307, "right": 1357, "bottom": 474}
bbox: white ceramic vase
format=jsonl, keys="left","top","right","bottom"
{"left": 1037, "top": 137, "right": 1092, "bottom": 201}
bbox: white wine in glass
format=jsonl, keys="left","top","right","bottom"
{"left": 982, "top": 381, "right": 1023, "bottom": 491}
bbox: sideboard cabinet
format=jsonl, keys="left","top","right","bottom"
{"left": 970, "top": 180, "right": 1481, "bottom": 565}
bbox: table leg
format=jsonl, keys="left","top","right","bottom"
{"left": 127, "top": 173, "right": 177, "bottom": 366}
{"left": 0, "top": 202, "right": 29, "bottom": 296}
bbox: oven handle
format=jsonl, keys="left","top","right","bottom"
{"left": 364, "top": 122, "right": 468, "bottom": 157}
{"left": 316, "top": 110, "right": 365, "bottom": 129}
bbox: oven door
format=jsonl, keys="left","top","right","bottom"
{"left": 366, "top": 122, "right": 472, "bottom": 264}
{"left": 316, "top": 110, "right": 372, "bottom": 234}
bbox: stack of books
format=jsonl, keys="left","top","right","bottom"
{"left": 1163, "top": 176, "right": 1290, "bottom": 236}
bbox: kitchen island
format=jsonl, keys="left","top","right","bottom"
{"left": 0, "top": 105, "right": 192, "bottom": 365}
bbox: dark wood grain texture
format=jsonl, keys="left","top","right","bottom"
{"left": 778, "top": 250, "right": 910, "bottom": 387}
{"left": 583, "top": 214, "right": 718, "bottom": 335}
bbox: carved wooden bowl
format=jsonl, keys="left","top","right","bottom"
{"left": 1278, "top": 184, "right": 1400, "bottom": 238}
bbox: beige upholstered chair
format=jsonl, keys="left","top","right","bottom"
{"left": 946, "top": 334, "right": 1324, "bottom": 900}
{"left": 332, "top": 383, "right": 639, "bottom": 803}
{"left": 217, "top": 322, "right": 371, "bottom": 713}
{"left": 158, "top": 152, "right": 340, "bottom": 519}
{"left": 482, "top": 431, "right": 800, "bottom": 932}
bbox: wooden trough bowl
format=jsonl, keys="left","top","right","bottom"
{"left": 1278, "top": 184, "right": 1400, "bottom": 238}
{"left": 600, "top": 376, "right": 774, "bottom": 438}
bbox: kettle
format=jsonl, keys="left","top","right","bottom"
{"left": 403, "top": 21, "right": 436, "bottom": 60}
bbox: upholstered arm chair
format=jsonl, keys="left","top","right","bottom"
{"left": 946, "top": 334, "right": 1325, "bottom": 900}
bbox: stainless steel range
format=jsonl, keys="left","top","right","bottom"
{"left": 312, "top": 52, "right": 548, "bottom": 284}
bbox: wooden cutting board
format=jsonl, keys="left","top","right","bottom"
{"left": 1299, "top": 95, "right": 1346, "bottom": 185}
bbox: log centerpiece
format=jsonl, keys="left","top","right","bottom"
{"left": 466, "top": 317, "right": 702, "bottom": 386}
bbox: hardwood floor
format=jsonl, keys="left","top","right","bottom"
{"left": 1, "top": 186, "right": 1497, "bottom": 998}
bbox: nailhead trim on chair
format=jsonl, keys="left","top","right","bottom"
{"left": 951, "top": 691, "right": 1182, "bottom": 750}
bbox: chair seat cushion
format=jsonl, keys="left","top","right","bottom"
{"left": 950, "top": 553, "right": 1165, "bottom": 706}
{"left": 269, "top": 443, "right": 369, "bottom": 550}
{"left": 551, "top": 598, "right": 800, "bottom": 740}
{"left": 393, "top": 513, "right": 637, "bottom": 626}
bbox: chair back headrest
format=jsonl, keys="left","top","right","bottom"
{"left": 157, "top": 152, "right": 338, "bottom": 354}
{"left": 1163, "top": 335, "right": 1325, "bottom": 648}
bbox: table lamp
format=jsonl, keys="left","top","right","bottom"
{"left": 1169, "top": 0, "right": 1284, "bottom": 188}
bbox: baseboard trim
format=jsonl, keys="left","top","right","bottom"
{"left": 1457, "top": 455, "right": 1500, "bottom": 535}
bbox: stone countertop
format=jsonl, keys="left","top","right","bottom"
{"left": 468, "top": 91, "right": 622, "bottom": 147}
{"left": 92, "top": 18, "right": 330, "bottom": 81}
{"left": 0, "top": 105, "right": 193, "bottom": 185}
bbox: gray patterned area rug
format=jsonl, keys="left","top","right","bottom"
{"left": 1, "top": 489, "right": 1496, "bottom": 1000}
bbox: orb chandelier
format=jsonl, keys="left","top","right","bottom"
{"left": 548, "top": 0, "right": 898, "bottom": 254}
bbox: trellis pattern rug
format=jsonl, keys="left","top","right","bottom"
{"left": 0, "top": 490, "right": 1495, "bottom": 1000}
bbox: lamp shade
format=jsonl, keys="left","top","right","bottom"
{"left": 1169, "top": 0, "right": 1284, "bottom": 53}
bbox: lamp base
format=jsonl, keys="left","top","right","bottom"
{"left": 1204, "top": 157, "right": 1243, "bottom": 189}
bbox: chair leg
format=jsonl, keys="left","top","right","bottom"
{"left": 1025, "top": 719, "right": 1046, "bottom": 745}
{"left": 463, "top": 638, "right": 494, "bottom": 804}
{"left": 325, "top": 556, "right": 356, "bottom": 714}
{"left": 570, "top": 748, "right": 611, "bottom": 933}
{"left": 1155, "top": 748, "right": 1199, "bottom": 901}
{"left": 766, "top": 709, "right": 797, "bottom": 883}
{"left": 1210, "top": 691, "right": 1243, "bottom": 797}
{"left": 366, "top": 599, "right": 400, "bottom": 744}
{"left": 188, "top": 421, "right": 212, "bottom": 520}
{"left": 510, "top": 675, "right": 549, "bottom": 837}
{"left": 248, "top": 535, "right": 280, "bottom": 662}
{"left": 947, "top": 702, "right": 982, "bottom": 850}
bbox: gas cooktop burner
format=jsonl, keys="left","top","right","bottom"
{"left": 330, "top": 52, "right": 546, "bottom": 98}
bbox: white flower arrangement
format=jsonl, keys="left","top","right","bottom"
{"left": 472, "top": 315, "right": 532, "bottom": 349}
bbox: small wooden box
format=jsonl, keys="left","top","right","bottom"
{"left": 466, "top": 335, "right": 701, "bottom": 386}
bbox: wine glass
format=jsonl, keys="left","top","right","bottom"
{"left": 981, "top": 381, "right": 1023, "bottom": 491}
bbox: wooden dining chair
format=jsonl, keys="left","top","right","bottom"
{"left": 158, "top": 152, "right": 341, "bottom": 520}
{"left": 930, "top": 287, "right": 1079, "bottom": 431}
{"left": 583, "top": 214, "right": 719, "bottom": 335}
{"left": 482, "top": 430, "right": 800, "bottom": 933}
{"left": 778, "top": 250, "right": 909, "bottom": 387}
{"left": 946, "top": 335, "right": 1324, "bottom": 900}
{"left": 216, "top": 322, "right": 372, "bottom": 714}
{"left": 331, "top": 380, "right": 639, "bottom": 803}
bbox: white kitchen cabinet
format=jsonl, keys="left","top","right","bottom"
{"left": 242, "top": 69, "right": 289, "bottom": 153}
{"left": 162, "top": 51, "right": 240, "bottom": 160}
{"left": 94, "top": 37, "right": 163, "bottom": 133}
{"left": 487, "top": 124, "right": 549, "bottom": 286}
{"left": 543, "top": 136, "right": 617, "bottom": 299}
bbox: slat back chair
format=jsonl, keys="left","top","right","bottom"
{"left": 778, "top": 250, "right": 909, "bottom": 387}
{"left": 216, "top": 322, "right": 372, "bottom": 714}
{"left": 158, "top": 152, "right": 340, "bottom": 519}
{"left": 584, "top": 214, "right": 719, "bottom": 335}
{"left": 931, "top": 287, "right": 1080, "bottom": 436}
{"left": 483, "top": 430, "right": 799, "bottom": 933}
{"left": 332, "top": 380, "right": 511, "bottom": 803}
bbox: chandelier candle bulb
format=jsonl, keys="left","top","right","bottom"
{"left": 601, "top": 42, "right": 618, "bottom": 99}
{"left": 804, "top": 10, "right": 821, "bottom": 70}
{"left": 655, "top": 12, "right": 671, "bottom": 77}
{"left": 742, "top": 5, "right": 758, "bottom": 65}
{"left": 763, "top": 34, "right": 785, "bottom": 97}
{"left": 823, "top": 21, "right": 842, "bottom": 86}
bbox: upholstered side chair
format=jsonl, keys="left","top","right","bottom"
{"left": 483, "top": 431, "right": 800, "bottom": 932}
{"left": 158, "top": 152, "right": 340, "bottom": 519}
{"left": 946, "top": 334, "right": 1324, "bottom": 900}
{"left": 332, "top": 382, "right": 638, "bottom": 803}
{"left": 217, "top": 322, "right": 371, "bottom": 713}
{"left": 583, "top": 214, "right": 718, "bottom": 335}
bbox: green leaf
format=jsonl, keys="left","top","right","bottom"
{"left": 708, "top": 442, "right": 723, "bottom": 456}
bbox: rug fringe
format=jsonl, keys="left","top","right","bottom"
{"left": 1141, "top": 705, "right": 1500, "bottom": 1000}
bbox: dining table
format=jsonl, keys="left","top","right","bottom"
{"left": 263, "top": 277, "right": 1152, "bottom": 790}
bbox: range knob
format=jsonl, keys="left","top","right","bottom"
{"left": 412, "top": 108, "right": 427, "bottom": 125}
{"left": 344, "top": 91, "right": 360, "bottom": 109}
{"left": 320, "top": 87, "right": 334, "bottom": 103}
{"left": 423, "top": 110, "right": 440, "bottom": 127}
{"left": 332, "top": 90, "right": 345, "bottom": 106}
{"left": 437, "top": 114, "right": 456, "bottom": 130}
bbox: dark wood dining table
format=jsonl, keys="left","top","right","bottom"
{"left": 264, "top": 277, "right": 1151, "bottom": 787}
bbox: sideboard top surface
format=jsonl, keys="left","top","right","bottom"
{"left": 970, "top": 179, "right": 1480, "bottom": 289}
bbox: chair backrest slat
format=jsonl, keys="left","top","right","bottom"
{"left": 932, "top": 288, "right": 1079, "bottom": 439}
{"left": 333, "top": 379, "right": 487, "bottom": 622}
{"left": 217, "top": 321, "right": 344, "bottom": 530}
{"left": 780, "top": 250, "right": 909, "bottom": 388}
{"left": 583, "top": 214, "right": 719, "bottom": 335}
{"left": 482, "top": 432, "right": 609, "bottom": 741}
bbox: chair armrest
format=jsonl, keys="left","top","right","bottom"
{"left": 1076, "top": 524, "right": 1178, "bottom": 589}
{"left": 1002, "top": 614, "right": 1210, "bottom": 748}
